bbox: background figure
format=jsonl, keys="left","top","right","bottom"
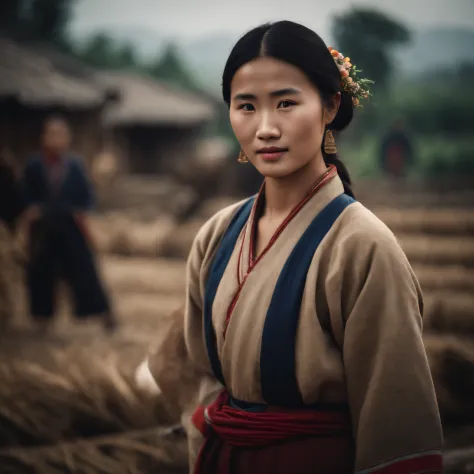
{"left": 21, "top": 116, "right": 118, "bottom": 333}
{"left": 379, "top": 118, "right": 414, "bottom": 178}
{"left": 0, "top": 149, "right": 26, "bottom": 333}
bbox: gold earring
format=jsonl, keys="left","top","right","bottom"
{"left": 324, "top": 130, "right": 337, "bottom": 154}
{"left": 237, "top": 149, "right": 249, "bottom": 163}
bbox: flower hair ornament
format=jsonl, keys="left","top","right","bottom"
{"left": 328, "top": 47, "right": 374, "bottom": 107}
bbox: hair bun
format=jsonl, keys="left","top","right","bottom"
{"left": 329, "top": 91, "right": 353, "bottom": 132}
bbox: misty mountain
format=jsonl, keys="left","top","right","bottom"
{"left": 72, "top": 26, "right": 474, "bottom": 94}
{"left": 72, "top": 25, "right": 169, "bottom": 59}
{"left": 179, "top": 33, "right": 240, "bottom": 92}
{"left": 394, "top": 27, "right": 474, "bottom": 75}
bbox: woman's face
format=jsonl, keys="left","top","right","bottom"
{"left": 229, "top": 57, "right": 339, "bottom": 179}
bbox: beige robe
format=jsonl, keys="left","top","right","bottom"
{"left": 173, "top": 174, "right": 443, "bottom": 471}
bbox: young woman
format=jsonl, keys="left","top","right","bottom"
{"left": 153, "top": 21, "right": 443, "bottom": 473}
{"left": 21, "top": 116, "right": 117, "bottom": 333}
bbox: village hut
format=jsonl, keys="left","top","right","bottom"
{"left": 96, "top": 72, "right": 218, "bottom": 175}
{"left": 0, "top": 38, "right": 117, "bottom": 167}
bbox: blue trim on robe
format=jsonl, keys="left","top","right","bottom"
{"left": 203, "top": 197, "right": 255, "bottom": 386}
{"left": 260, "top": 194, "right": 356, "bottom": 407}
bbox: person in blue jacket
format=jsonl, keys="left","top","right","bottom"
{"left": 21, "top": 115, "right": 117, "bottom": 333}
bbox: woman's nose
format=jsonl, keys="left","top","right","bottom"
{"left": 256, "top": 113, "right": 281, "bottom": 140}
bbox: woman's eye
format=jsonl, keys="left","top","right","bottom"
{"left": 278, "top": 100, "right": 295, "bottom": 109}
{"left": 239, "top": 103, "right": 255, "bottom": 111}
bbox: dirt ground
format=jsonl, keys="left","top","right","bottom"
{"left": 1, "top": 178, "right": 474, "bottom": 473}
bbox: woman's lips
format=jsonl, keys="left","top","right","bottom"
{"left": 258, "top": 149, "right": 288, "bottom": 161}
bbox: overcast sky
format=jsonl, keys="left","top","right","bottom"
{"left": 71, "top": 0, "right": 474, "bottom": 41}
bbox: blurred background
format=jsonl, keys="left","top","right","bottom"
{"left": 0, "top": 1, "right": 473, "bottom": 473}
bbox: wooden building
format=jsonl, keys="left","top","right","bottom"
{"left": 97, "top": 72, "right": 217, "bottom": 175}
{"left": 0, "top": 38, "right": 116, "bottom": 167}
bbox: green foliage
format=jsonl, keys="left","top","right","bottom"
{"left": 394, "top": 91, "right": 474, "bottom": 136}
{"left": 77, "top": 33, "right": 139, "bottom": 70}
{"left": 332, "top": 8, "right": 411, "bottom": 91}
{"left": 417, "top": 137, "right": 474, "bottom": 176}
{"left": 0, "top": 0, "right": 75, "bottom": 46}
{"left": 339, "top": 136, "right": 381, "bottom": 180}
{"left": 202, "top": 102, "right": 238, "bottom": 150}
{"left": 28, "top": 0, "right": 74, "bottom": 45}
{"left": 340, "top": 133, "right": 474, "bottom": 179}
{"left": 75, "top": 37, "right": 200, "bottom": 93}
{"left": 147, "top": 43, "right": 196, "bottom": 90}
{"left": 376, "top": 69, "right": 474, "bottom": 137}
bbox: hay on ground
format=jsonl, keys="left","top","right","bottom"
{"left": 413, "top": 264, "right": 474, "bottom": 293}
{"left": 373, "top": 208, "right": 474, "bottom": 236}
{"left": 0, "top": 426, "right": 187, "bottom": 474}
{"left": 0, "top": 340, "right": 188, "bottom": 474}
{"left": 90, "top": 214, "right": 177, "bottom": 257}
{"left": 424, "top": 292, "right": 474, "bottom": 335}
{"left": 424, "top": 334, "right": 474, "bottom": 424}
{"left": 398, "top": 235, "right": 474, "bottom": 266}
{"left": 160, "top": 219, "right": 207, "bottom": 259}
{"left": 101, "top": 257, "right": 186, "bottom": 296}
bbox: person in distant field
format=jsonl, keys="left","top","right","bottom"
{"left": 380, "top": 118, "right": 414, "bottom": 178}
{"left": 21, "top": 115, "right": 118, "bottom": 333}
{"left": 0, "top": 149, "right": 26, "bottom": 332}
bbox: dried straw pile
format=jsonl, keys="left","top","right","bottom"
{"left": 0, "top": 427, "right": 187, "bottom": 474}
{"left": 374, "top": 208, "right": 474, "bottom": 236}
{"left": 0, "top": 346, "right": 188, "bottom": 474}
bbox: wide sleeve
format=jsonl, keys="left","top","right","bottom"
{"left": 183, "top": 221, "right": 217, "bottom": 376}
{"left": 326, "top": 226, "right": 443, "bottom": 473}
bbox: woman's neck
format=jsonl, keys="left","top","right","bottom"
{"left": 262, "top": 158, "right": 329, "bottom": 220}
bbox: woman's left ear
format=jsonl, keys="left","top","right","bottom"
{"left": 324, "top": 92, "right": 341, "bottom": 125}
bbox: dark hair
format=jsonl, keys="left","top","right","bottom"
{"left": 222, "top": 21, "right": 355, "bottom": 197}
{"left": 43, "top": 114, "right": 71, "bottom": 132}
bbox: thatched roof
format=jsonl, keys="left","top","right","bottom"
{"left": 97, "top": 72, "right": 217, "bottom": 127}
{"left": 0, "top": 38, "right": 111, "bottom": 109}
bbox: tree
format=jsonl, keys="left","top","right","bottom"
{"left": 332, "top": 8, "right": 411, "bottom": 91}
{"left": 77, "top": 33, "right": 139, "bottom": 70}
{"left": 0, "top": 0, "right": 75, "bottom": 46}
{"left": 79, "top": 33, "right": 117, "bottom": 69}
{"left": 148, "top": 43, "right": 196, "bottom": 90}
{"left": 0, "top": 1, "right": 24, "bottom": 34}
{"left": 28, "top": 0, "right": 75, "bottom": 45}
{"left": 116, "top": 43, "right": 138, "bottom": 69}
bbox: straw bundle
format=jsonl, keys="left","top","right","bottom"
{"left": 89, "top": 213, "right": 177, "bottom": 257}
{"left": 0, "top": 345, "right": 188, "bottom": 474}
{"left": 398, "top": 234, "right": 474, "bottom": 266}
{"left": 0, "top": 426, "right": 187, "bottom": 474}
{"left": 374, "top": 208, "right": 474, "bottom": 236}
{"left": 424, "top": 292, "right": 474, "bottom": 335}
{"left": 414, "top": 264, "right": 474, "bottom": 293}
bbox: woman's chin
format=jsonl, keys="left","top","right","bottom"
{"left": 256, "top": 163, "right": 297, "bottom": 180}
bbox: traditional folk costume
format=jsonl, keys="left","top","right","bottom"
{"left": 22, "top": 153, "right": 111, "bottom": 321}
{"left": 181, "top": 165, "right": 443, "bottom": 473}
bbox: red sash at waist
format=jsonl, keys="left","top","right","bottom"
{"left": 191, "top": 390, "right": 352, "bottom": 448}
